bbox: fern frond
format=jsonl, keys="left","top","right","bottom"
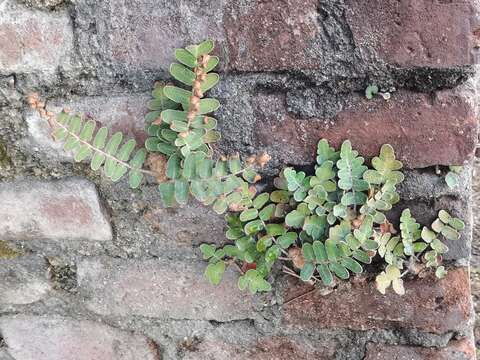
{"left": 48, "top": 109, "right": 149, "bottom": 188}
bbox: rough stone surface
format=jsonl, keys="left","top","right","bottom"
{"left": 282, "top": 268, "right": 473, "bottom": 335}
{"left": 363, "top": 338, "right": 476, "bottom": 360}
{"left": 0, "top": 178, "right": 112, "bottom": 242}
{"left": 142, "top": 204, "right": 227, "bottom": 248}
{"left": 346, "top": 0, "right": 480, "bottom": 68}
{"left": 0, "top": 316, "right": 160, "bottom": 360}
{"left": 0, "top": 0, "right": 73, "bottom": 75}
{"left": 77, "top": 257, "right": 257, "bottom": 321}
{"left": 182, "top": 336, "right": 336, "bottom": 360}
{"left": 253, "top": 89, "right": 477, "bottom": 169}
{"left": 0, "top": 256, "right": 51, "bottom": 305}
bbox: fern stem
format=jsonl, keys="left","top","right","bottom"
{"left": 52, "top": 118, "right": 156, "bottom": 177}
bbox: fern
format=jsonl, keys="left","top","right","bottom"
{"left": 46, "top": 110, "right": 148, "bottom": 188}
{"left": 29, "top": 39, "right": 466, "bottom": 296}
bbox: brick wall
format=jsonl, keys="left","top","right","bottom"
{"left": 0, "top": 0, "right": 479, "bottom": 359}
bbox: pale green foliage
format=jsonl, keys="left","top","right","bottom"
{"left": 42, "top": 39, "right": 465, "bottom": 296}
{"left": 365, "top": 84, "right": 379, "bottom": 99}
{"left": 49, "top": 111, "right": 147, "bottom": 188}
{"left": 445, "top": 165, "right": 462, "bottom": 189}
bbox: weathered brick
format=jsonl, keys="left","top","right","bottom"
{"left": 281, "top": 267, "right": 472, "bottom": 334}
{"left": 80, "top": 0, "right": 225, "bottom": 73}
{"left": 346, "top": 0, "right": 479, "bottom": 68}
{"left": 224, "top": 0, "right": 330, "bottom": 71}
{"left": 182, "top": 336, "right": 335, "bottom": 360}
{"left": 253, "top": 89, "right": 477, "bottom": 169}
{"left": 25, "top": 94, "right": 149, "bottom": 161}
{"left": 0, "top": 316, "right": 160, "bottom": 360}
{"left": 143, "top": 205, "right": 227, "bottom": 248}
{"left": 0, "top": 0, "right": 73, "bottom": 74}
{"left": 0, "top": 256, "right": 51, "bottom": 305}
{"left": 77, "top": 257, "right": 255, "bottom": 321}
{"left": 0, "top": 178, "right": 112, "bottom": 242}
{"left": 364, "top": 338, "right": 475, "bottom": 360}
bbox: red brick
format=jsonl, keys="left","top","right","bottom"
{"left": 0, "top": 1, "right": 73, "bottom": 73}
{"left": 346, "top": 0, "right": 479, "bottom": 68}
{"left": 224, "top": 0, "right": 321, "bottom": 71}
{"left": 77, "top": 257, "right": 256, "bottom": 321}
{"left": 143, "top": 205, "right": 227, "bottom": 248}
{"left": 183, "top": 336, "right": 335, "bottom": 360}
{"left": 26, "top": 94, "right": 149, "bottom": 161}
{"left": 281, "top": 267, "right": 472, "bottom": 334}
{"left": 253, "top": 89, "right": 477, "bottom": 169}
{"left": 0, "top": 178, "right": 112, "bottom": 242}
{"left": 0, "top": 316, "right": 160, "bottom": 360}
{"left": 364, "top": 338, "right": 475, "bottom": 360}
{"left": 92, "top": 0, "right": 224, "bottom": 71}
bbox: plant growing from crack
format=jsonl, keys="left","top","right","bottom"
{"left": 29, "top": 39, "right": 464, "bottom": 296}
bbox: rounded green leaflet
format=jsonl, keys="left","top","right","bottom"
{"left": 198, "top": 98, "right": 220, "bottom": 114}
{"left": 161, "top": 109, "right": 188, "bottom": 124}
{"left": 253, "top": 193, "right": 270, "bottom": 209}
{"left": 312, "top": 241, "right": 327, "bottom": 262}
{"left": 300, "top": 263, "right": 315, "bottom": 281}
{"left": 169, "top": 63, "right": 195, "bottom": 86}
{"left": 213, "top": 198, "right": 228, "bottom": 214}
{"left": 160, "top": 129, "right": 177, "bottom": 142}
{"left": 270, "top": 190, "right": 290, "bottom": 204}
{"left": 151, "top": 85, "right": 179, "bottom": 110}
{"left": 228, "top": 157, "right": 242, "bottom": 174}
{"left": 157, "top": 143, "right": 176, "bottom": 156}
{"left": 74, "top": 144, "right": 92, "bottom": 162}
{"left": 340, "top": 258, "right": 362, "bottom": 273}
{"left": 204, "top": 56, "right": 219, "bottom": 73}
{"left": 278, "top": 232, "right": 297, "bottom": 249}
{"left": 182, "top": 154, "right": 197, "bottom": 179}
{"left": 91, "top": 152, "right": 106, "bottom": 171}
{"left": 51, "top": 128, "right": 67, "bottom": 141}
{"left": 205, "top": 261, "right": 225, "bottom": 285}
{"left": 226, "top": 228, "right": 243, "bottom": 240}
{"left": 196, "top": 39, "right": 215, "bottom": 55}
{"left": 145, "top": 110, "right": 161, "bottom": 123}
{"left": 285, "top": 210, "right": 305, "bottom": 228}
{"left": 63, "top": 136, "right": 79, "bottom": 152}
{"left": 166, "top": 154, "right": 181, "bottom": 179}
{"left": 79, "top": 120, "right": 96, "bottom": 142}
{"left": 259, "top": 204, "right": 275, "bottom": 221}
{"left": 117, "top": 139, "right": 136, "bottom": 161}
{"left": 438, "top": 210, "right": 452, "bottom": 223}
{"left": 158, "top": 182, "right": 175, "bottom": 207}
{"left": 200, "top": 73, "right": 219, "bottom": 92}
{"left": 56, "top": 111, "right": 69, "bottom": 125}
{"left": 440, "top": 226, "right": 459, "bottom": 241}
{"left": 445, "top": 172, "right": 459, "bottom": 189}
{"left": 163, "top": 85, "right": 191, "bottom": 104}
{"left": 244, "top": 219, "right": 264, "bottom": 235}
{"left": 68, "top": 115, "right": 82, "bottom": 134}
{"left": 128, "top": 170, "right": 143, "bottom": 189}
{"left": 111, "top": 164, "right": 128, "bottom": 182}
{"left": 174, "top": 180, "right": 189, "bottom": 205}
{"left": 200, "top": 243, "right": 216, "bottom": 259}
{"left": 325, "top": 239, "right": 338, "bottom": 261}
{"left": 175, "top": 48, "right": 197, "bottom": 68}
{"left": 302, "top": 243, "right": 314, "bottom": 261}
{"left": 239, "top": 208, "right": 259, "bottom": 222}
{"left": 317, "top": 264, "right": 333, "bottom": 285}
{"left": 329, "top": 263, "right": 349, "bottom": 279}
